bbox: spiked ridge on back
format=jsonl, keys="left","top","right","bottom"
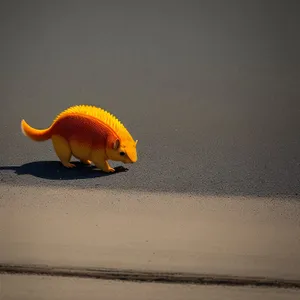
{"left": 54, "top": 105, "right": 134, "bottom": 142}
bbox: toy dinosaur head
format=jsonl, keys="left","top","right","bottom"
{"left": 106, "top": 137, "right": 138, "bottom": 164}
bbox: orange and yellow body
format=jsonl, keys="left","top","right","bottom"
{"left": 20, "top": 105, "right": 138, "bottom": 173}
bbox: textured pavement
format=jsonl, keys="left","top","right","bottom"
{"left": 1, "top": 1, "right": 300, "bottom": 298}
{"left": 1, "top": 274, "right": 300, "bottom": 300}
{"left": 1, "top": 184, "right": 300, "bottom": 282}
{"left": 0, "top": 0, "right": 300, "bottom": 197}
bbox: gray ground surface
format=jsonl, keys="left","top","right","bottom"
{"left": 1, "top": 185, "right": 300, "bottom": 282}
{"left": 2, "top": 274, "right": 300, "bottom": 300}
{"left": 1, "top": 1, "right": 300, "bottom": 298}
{"left": 1, "top": 0, "right": 300, "bottom": 197}
{"left": 1, "top": 274, "right": 300, "bottom": 300}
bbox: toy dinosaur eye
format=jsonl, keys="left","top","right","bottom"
{"left": 120, "top": 151, "right": 125, "bottom": 156}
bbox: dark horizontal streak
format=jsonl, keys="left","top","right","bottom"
{"left": 0, "top": 264, "right": 300, "bottom": 289}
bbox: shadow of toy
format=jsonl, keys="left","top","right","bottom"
{"left": 0, "top": 161, "right": 128, "bottom": 180}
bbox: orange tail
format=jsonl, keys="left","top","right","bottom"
{"left": 20, "top": 119, "right": 52, "bottom": 141}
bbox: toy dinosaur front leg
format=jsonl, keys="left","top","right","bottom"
{"left": 90, "top": 149, "right": 115, "bottom": 173}
{"left": 94, "top": 160, "right": 115, "bottom": 173}
{"left": 80, "top": 159, "right": 92, "bottom": 165}
{"left": 52, "top": 135, "right": 75, "bottom": 168}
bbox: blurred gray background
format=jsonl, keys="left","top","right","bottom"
{"left": 1, "top": 0, "right": 300, "bottom": 197}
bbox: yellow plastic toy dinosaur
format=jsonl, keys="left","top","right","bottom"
{"left": 20, "top": 105, "right": 138, "bottom": 173}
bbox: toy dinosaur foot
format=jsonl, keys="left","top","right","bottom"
{"left": 94, "top": 160, "right": 116, "bottom": 173}
{"left": 62, "top": 162, "right": 76, "bottom": 168}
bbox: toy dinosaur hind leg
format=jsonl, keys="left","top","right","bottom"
{"left": 52, "top": 135, "right": 75, "bottom": 168}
